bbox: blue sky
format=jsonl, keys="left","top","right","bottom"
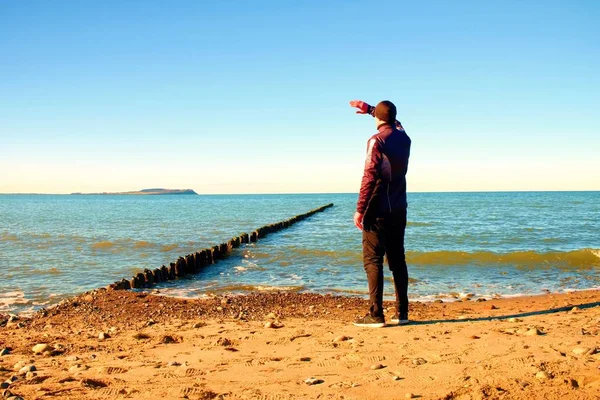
{"left": 1, "top": 1, "right": 598, "bottom": 193}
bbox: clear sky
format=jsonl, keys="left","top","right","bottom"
{"left": 1, "top": 1, "right": 598, "bottom": 194}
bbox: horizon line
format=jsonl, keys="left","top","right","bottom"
{"left": 1, "top": 189, "right": 599, "bottom": 196}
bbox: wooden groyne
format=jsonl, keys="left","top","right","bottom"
{"left": 107, "top": 203, "right": 334, "bottom": 291}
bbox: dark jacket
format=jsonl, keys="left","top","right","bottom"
{"left": 357, "top": 123, "right": 411, "bottom": 228}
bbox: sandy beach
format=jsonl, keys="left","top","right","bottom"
{"left": 1, "top": 289, "right": 599, "bottom": 400}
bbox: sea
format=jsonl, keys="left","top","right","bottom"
{"left": 1, "top": 192, "right": 599, "bottom": 315}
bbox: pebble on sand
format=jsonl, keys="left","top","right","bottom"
{"left": 304, "top": 377, "right": 324, "bottom": 385}
{"left": 405, "top": 393, "right": 415, "bottom": 398}
{"left": 32, "top": 344, "right": 53, "bottom": 354}
{"left": 80, "top": 378, "right": 107, "bottom": 388}
{"left": 18, "top": 365, "right": 36, "bottom": 375}
{"left": 535, "top": 371, "right": 551, "bottom": 380}
{"left": 524, "top": 328, "right": 543, "bottom": 336}
{"left": 69, "top": 364, "right": 89, "bottom": 373}
{"left": 412, "top": 358, "right": 428, "bottom": 366}
{"left": 370, "top": 363, "right": 384, "bottom": 370}
{"left": 333, "top": 335, "right": 350, "bottom": 343}
{"left": 98, "top": 332, "right": 110, "bottom": 340}
{"left": 0, "top": 348, "right": 10, "bottom": 356}
{"left": 572, "top": 347, "right": 592, "bottom": 356}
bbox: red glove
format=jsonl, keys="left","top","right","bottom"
{"left": 349, "top": 100, "right": 371, "bottom": 114}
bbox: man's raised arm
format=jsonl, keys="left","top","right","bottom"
{"left": 349, "top": 100, "right": 404, "bottom": 131}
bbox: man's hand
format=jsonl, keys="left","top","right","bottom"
{"left": 349, "top": 100, "right": 371, "bottom": 114}
{"left": 353, "top": 211, "right": 364, "bottom": 231}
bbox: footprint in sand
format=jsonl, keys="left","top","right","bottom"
{"left": 345, "top": 361, "right": 363, "bottom": 368}
{"left": 366, "top": 355, "right": 387, "bottom": 362}
{"left": 359, "top": 370, "right": 394, "bottom": 383}
{"left": 98, "top": 366, "right": 128, "bottom": 375}
{"left": 96, "top": 387, "right": 130, "bottom": 398}
{"left": 316, "top": 360, "right": 337, "bottom": 367}
{"left": 183, "top": 368, "right": 206, "bottom": 377}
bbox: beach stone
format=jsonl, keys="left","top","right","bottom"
{"left": 333, "top": 335, "right": 350, "bottom": 343}
{"left": 536, "top": 371, "right": 551, "bottom": 380}
{"left": 1, "top": 390, "right": 12, "bottom": 398}
{"left": 25, "top": 371, "right": 37, "bottom": 379}
{"left": 69, "top": 364, "right": 89, "bottom": 373}
{"left": 160, "top": 335, "right": 177, "bottom": 344}
{"left": 168, "top": 361, "right": 181, "bottom": 367}
{"left": 266, "top": 312, "right": 277, "bottom": 319}
{"left": 486, "top": 304, "right": 498, "bottom": 310}
{"left": 457, "top": 316, "right": 468, "bottom": 320}
{"left": 13, "top": 361, "right": 28, "bottom": 371}
{"left": 80, "top": 378, "right": 107, "bottom": 388}
{"left": 98, "top": 332, "right": 110, "bottom": 340}
{"left": 0, "top": 382, "right": 9, "bottom": 389}
{"left": 392, "top": 375, "right": 401, "bottom": 381}
{"left": 508, "top": 318, "right": 522, "bottom": 323}
{"left": 32, "top": 344, "right": 53, "bottom": 354}
{"left": 18, "top": 365, "right": 35, "bottom": 375}
{"left": 434, "top": 299, "right": 444, "bottom": 303}
{"left": 572, "top": 347, "right": 592, "bottom": 356}
{"left": 405, "top": 393, "right": 415, "bottom": 399}
{"left": 412, "top": 358, "right": 427, "bottom": 366}
{"left": 216, "top": 337, "right": 232, "bottom": 347}
{"left": 304, "top": 377, "right": 323, "bottom": 385}
{"left": 370, "top": 363, "right": 384, "bottom": 370}
{"left": 0, "top": 348, "right": 10, "bottom": 356}
{"left": 66, "top": 356, "right": 79, "bottom": 362}
{"left": 524, "top": 328, "right": 542, "bottom": 336}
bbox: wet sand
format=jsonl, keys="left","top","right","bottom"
{"left": 1, "top": 289, "right": 599, "bottom": 399}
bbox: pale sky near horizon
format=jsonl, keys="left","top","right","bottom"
{"left": 1, "top": 1, "right": 599, "bottom": 194}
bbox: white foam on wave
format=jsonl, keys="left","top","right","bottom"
{"left": 0, "top": 290, "right": 31, "bottom": 312}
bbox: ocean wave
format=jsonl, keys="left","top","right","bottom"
{"left": 406, "top": 249, "right": 600, "bottom": 267}
{"left": 407, "top": 221, "right": 436, "bottom": 227}
{"left": 202, "top": 284, "right": 305, "bottom": 294}
{"left": 0, "top": 233, "right": 18, "bottom": 241}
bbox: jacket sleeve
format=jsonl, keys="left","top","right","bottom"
{"left": 357, "top": 137, "right": 382, "bottom": 214}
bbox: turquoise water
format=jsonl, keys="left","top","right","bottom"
{"left": 1, "top": 192, "right": 599, "bottom": 314}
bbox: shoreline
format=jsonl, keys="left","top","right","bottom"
{"left": 4, "top": 284, "right": 600, "bottom": 318}
{"left": 1, "top": 289, "right": 599, "bottom": 399}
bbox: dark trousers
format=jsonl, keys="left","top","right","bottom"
{"left": 362, "top": 209, "right": 409, "bottom": 318}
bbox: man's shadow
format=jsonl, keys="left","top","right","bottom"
{"left": 404, "top": 300, "right": 600, "bottom": 326}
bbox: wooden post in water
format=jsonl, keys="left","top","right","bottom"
{"left": 109, "top": 203, "right": 334, "bottom": 291}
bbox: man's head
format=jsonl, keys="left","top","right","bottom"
{"left": 374, "top": 100, "right": 397, "bottom": 126}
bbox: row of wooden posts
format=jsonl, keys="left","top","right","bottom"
{"left": 107, "top": 203, "right": 334, "bottom": 291}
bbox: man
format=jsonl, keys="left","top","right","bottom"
{"left": 349, "top": 99, "right": 411, "bottom": 328}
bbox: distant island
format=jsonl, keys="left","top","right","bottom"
{"left": 71, "top": 188, "right": 198, "bottom": 195}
